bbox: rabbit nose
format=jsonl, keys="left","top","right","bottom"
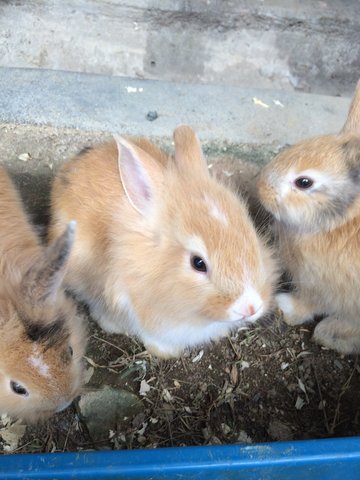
{"left": 246, "top": 304, "right": 256, "bottom": 317}
{"left": 240, "top": 301, "right": 263, "bottom": 319}
{"left": 227, "top": 287, "right": 264, "bottom": 322}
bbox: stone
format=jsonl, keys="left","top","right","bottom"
{"left": 78, "top": 386, "right": 143, "bottom": 445}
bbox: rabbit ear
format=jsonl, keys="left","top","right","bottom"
{"left": 342, "top": 80, "right": 360, "bottom": 134}
{"left": 173, "top": 125, "right": 209, "bottom": 176}
{"left": 22, "top": 221, "right": 76, "bottom": 305}
{"left": 114, "top": 135, "right": 164, "bottom": 215}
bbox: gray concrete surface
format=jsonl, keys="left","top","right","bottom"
{"left": 0, "top": 66, "right": 353, "bottom": 229}
{"left": 0, "top": 0, "right": 359, "bottom": 96}
{"left": 0, "top": 67, "right": 351, "bottom": 147}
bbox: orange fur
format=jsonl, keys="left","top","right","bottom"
{"left": 257, "top": 80, "right": 360, "bottom": 354}
{"left": 0, "top": 168, "right": 86, "bottom": 421}
{"left": 50, "top": 126, "right": 277, "bottom": 358}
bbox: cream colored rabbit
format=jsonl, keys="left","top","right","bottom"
{"left": 0, "top": 167, "right": 86, "bottom": 421}
{"left": 258, "top": 80, "right": 360, "bottom": 354}
{"left": 49, "top": 125, "right": 277, "bottom": 358}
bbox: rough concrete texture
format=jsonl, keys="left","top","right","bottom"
{"left": 0, "top": 66, "right": 352, "bottom": 226}
{"left": 0, "top": 68, "right": 351, "bottom": 148}
{"left": 0, "top": 0, "right": 359, "bottom": 96}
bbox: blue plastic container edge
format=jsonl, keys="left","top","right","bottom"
{"left": 0, "top": 436, "right": 360, "bottom": 480}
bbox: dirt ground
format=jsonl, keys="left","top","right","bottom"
{"left": 0, "top": 127, "right": 359, "bottom": 454}
{"left": 2, "top": 312, "right": 360, "bottom": 454}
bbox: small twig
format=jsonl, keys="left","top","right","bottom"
{"left": 90, "top": 334, "right": 131, "bottom": 356}
{"left": 180, "top": 356, "right": 189, "bottom": 373}
{"left": 227, "top": 336, "right": 240, "bottom": 359}
{"left": 62, "top": 421, "right": 72, "bottom": 452}
{"left": 330, "top": 363, "right": 357, "bottom": 434}
{"left": 313, "top": 364, "right": 330, "bottom": 433}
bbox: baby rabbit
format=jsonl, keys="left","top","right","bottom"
{"left": 257, "top": 80, "right": 360, "bottom": 354}
{"left": 49, "top": 125, "right": 277, "bottom": 358}
{"left": 0, "top": 167, "right": 86, "bottom": 421}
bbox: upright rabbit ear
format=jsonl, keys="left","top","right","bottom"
{"left": 342, "top": 79, "right": 360, "bottom": 134}
{"left": 22, "top": 221, "right": 76, "bottom": 305}
{"left": 173, "top": 125, "right": 209, "bottom": 176}
{"left": 114, "top": 135, "right": 164, "bottom": 215}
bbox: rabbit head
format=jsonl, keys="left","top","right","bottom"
{"left": 257, "top": 81, "right": 360, "bottom": 234}
{"left": 0, "top": 223, "right": 86, "bottom": 421}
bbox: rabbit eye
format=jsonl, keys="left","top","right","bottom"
{"left": 69, "top": 346, "right": 73, "bottom": 357}
{"left": 191, "top": 255, "right": 207, "bottom": 273}
{"left": 294, "top": 177, "right": 314, "bottom": 189}
{"left": 10, "top": 380, "right": 29, "bottom": 397}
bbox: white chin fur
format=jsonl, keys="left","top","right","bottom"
{"left": 56, "top": 399, "right": 72, "bottom": 413}
{"left": 141, "top": 319, "right": 246, "bottom": 358}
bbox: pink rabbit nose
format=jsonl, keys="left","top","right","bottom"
{"left": 227, "top": 286, "right": 264, "bottom": 322}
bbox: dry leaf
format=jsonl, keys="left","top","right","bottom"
{"left": 273, "top": 99, "right": 284, "bottom": 107}
{"left": 295, "top": 396, "right": 305, "bottom": 410}
{"left": 192, "top": 350, "right": 204, "bottom": 363}
{"left": 0, "top": 419, "right": 27, "bottom": 451}
{"left": 139, "top": 379, "right": 151, "bottom": 396}
{"left": 230, "top": 364, "right": 238, "bottom": 385}
{"left": 18, "top": 152, "right": 31, "bottom": 162}
{"left": 252, "top": 97, "right": 270, "bottom": 108}
{"left": 162, "top": 389, "right": 174, "bottom": 402}
{"left": 84, "top": 366, "right": 95, "bottom": 384}
{"left": 125, "top": 86, "right": 143, "bottom": 93}
{"left": 240, "top": 360, "right": 250, "bottom": 370}
{"left": 297, "top": 378, "right": 306, "bottom": 394}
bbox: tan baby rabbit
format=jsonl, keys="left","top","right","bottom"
{"left": 257, "top": 80, "right": 360, "bottom": 354}
{"left": 49, "top": 125, "right": 277, "bottom": 358}
{"left": 0, "top": 167, "right": 86, "bottom": 421}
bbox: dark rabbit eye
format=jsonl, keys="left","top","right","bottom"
{"left": 294, "top": 177, "right": 314, "bottom": 189}
{"left": 10, "top": 381, "right": 29, "bottom": 397}
{"left": 69, "top": 346, "right": 73, "bottom": 357}
{"left": 191, "top": 255, "right": 207, "bottom": 273}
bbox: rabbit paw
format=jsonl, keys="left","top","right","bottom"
{"left": 145, "top": 343, "right": 181, "bottom": 359}
{"left": 313, "top": 316, "right": 360, "bottom": 354}
{"left": 276, "top": 292, "right": 315, "bottom": 326}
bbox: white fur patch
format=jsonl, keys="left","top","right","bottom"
{"left": 276, "top": 292, "right": 295, "bottom": 316}
{"left": 141, "top": 318, "right": 239, "bottom": 358}
{"left": 205, "top": 196, "right": 228, "bottom": 226}
{"left": 29, "top": 346, "right": 50, "bottom": 378}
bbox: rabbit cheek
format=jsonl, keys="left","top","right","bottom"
{"left": 257, "top": 180, "right": 279, "bottom": 217}
{"left": 200, "top": 294, "right": 233, "bottom": 320}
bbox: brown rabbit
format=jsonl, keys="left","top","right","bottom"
{"left": 0, "top": 167, "right": 86, "bottom": 421}
{"left": 257, "top": 80, "right": 360, "bottom": 354}
{"left": 49, "top": 125, "right": 277, "bottom": 358}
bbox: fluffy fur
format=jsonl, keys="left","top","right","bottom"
{"left": 49, "top": 125, "right": 277, "bottom": 358}
{"left": 0, "top": 168, "right": 86, "bottom": 421}
{"left": 257, "top": 79, "right": 360, "bottom": 354}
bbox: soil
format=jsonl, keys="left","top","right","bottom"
{"left": 2, "top": 313, "right": 360, "bottom": 454}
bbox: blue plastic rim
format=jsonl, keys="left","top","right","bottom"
{"left": 0, "top": 437, "right": 360, "bottom": 480}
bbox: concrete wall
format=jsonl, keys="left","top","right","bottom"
{"left": 1, "top": 0, "right": 359, "bottom": 96}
